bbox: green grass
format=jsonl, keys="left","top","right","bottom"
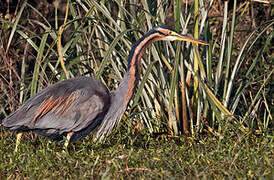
{"left": 0, "top": 126, "right": 273, "bottom": 179}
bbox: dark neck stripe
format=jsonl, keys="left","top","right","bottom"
{"left": 124, "top": 31, "right": 161, "bottom": 103}
{"left": 128, "top": 32, "right": 160, "bottom": 71}
{"left": 137, "top": 36, "right": 158, "bottom": 59}
{"left": 131, "top": 36, "right": 158, "bottom": 78}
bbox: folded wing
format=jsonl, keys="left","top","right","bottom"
{"left": 2, "top": 77, "right": 110, "bottom": 140}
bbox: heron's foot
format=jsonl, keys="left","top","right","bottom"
{"left": 15, "top": 132, "right": 23, "bottom": 152}
{"left": 64, "top": 131, "right": 74, "bottom": 147}
{"left": 61, "top": 131, "right": 74, "bottom": 153}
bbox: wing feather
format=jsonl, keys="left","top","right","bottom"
{"left": 2, "top": 77, "right": 110, "bottom": 140}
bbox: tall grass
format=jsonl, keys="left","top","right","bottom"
{"left": 0, "top": 0, "right": 272, "bottom": 139}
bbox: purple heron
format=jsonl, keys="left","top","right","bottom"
{"left": 2, "top": 26, "right": 207, "bottom": 151}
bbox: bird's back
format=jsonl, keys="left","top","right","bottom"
{"left": 2, "top": 76, "right": 111, "bottom": 141}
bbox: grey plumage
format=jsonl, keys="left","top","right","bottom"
{"left": 2, "top": 77, "right": 110, "bottom": 141}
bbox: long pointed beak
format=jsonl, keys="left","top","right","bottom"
{"left": 171, "top": 32, "right": 208, "bottom": 46}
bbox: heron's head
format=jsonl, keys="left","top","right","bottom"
{"left": 152, "top": 26, "right": 208, "bottom": 45}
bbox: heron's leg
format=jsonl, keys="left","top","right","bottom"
{"left": 64, "top": 131, "right": 74, "bottom": 148}
{"left": 15, "top": 132, "right": 23, "bottom": 152}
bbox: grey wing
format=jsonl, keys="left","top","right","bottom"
{"left": 32, "top": 89, "right": 109, "bottom": 132}
{"left": 2, "top": 77, "right": 110, "bottom": 138}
